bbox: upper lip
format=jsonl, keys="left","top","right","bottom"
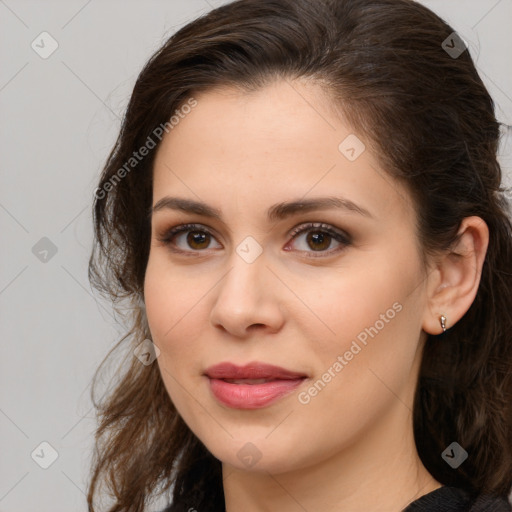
{"left": 204, "top": 362, "right": 307, "bottom": 380}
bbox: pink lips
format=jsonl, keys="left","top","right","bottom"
{"left": 204, "top": 362, "right": 307, "bottom": 409}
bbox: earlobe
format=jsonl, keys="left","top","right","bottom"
{"left": 422, "top": 216, "right": 489, "bottom": 335}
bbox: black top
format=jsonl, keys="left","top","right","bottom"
{"left": 162, "top": 486, "right": 512, "bottom": 511}
{"left": 402, "top": 486, "right": 512, "bottom": 511}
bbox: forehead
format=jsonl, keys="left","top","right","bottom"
{"left": 152, "top": 79, "right": 414, "bottom": 224}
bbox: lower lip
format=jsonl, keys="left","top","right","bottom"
{"left": 207, "top": 377, "right": 306, "bottom": 409}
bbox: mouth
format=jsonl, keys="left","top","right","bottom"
{"left": 221, "top": 378, "right": 283, "bottom": 384}
{"left": 204, "top": 361, "right": 308, "bottom": 409}
{"left": 204, "top": 361, "right": 308, "bottom": 380}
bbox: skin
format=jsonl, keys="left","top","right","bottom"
{"left": 143, "top": 78, "right": 489, "bottom": 512}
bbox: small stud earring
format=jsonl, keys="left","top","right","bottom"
{"left": 440, "top": 315, "right": 447, "bottom": 333}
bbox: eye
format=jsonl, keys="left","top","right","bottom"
{"left": 285, "top": 222, "right": 351, "bottom": 258}
{"left": 156, "top": 222, "right": 351, "bottom": 257}
{"left": 156, "top": 223, "right": 222, "bottom": 254}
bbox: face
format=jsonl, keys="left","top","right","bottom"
{"left": 144, "top": 79, "right": 430, "bottom": 475}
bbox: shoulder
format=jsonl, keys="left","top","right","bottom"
{"left": 403, "top": 486, "right": 512, "bottom": 512}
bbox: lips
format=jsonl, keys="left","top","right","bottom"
{"left": 204, "top": 361, "right": 307, "bottom": 380}
{"left": 204, "top": 362, "right": 308, "bottom": 409}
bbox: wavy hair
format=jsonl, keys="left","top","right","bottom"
{"left": 87, "top": 0, "right": 512, "bottom": 510}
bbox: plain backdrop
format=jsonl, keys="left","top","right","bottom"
{"left": 1, "top": 1, "right": 511, "bottom": 511}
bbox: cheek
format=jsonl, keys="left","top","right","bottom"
{"left": 293, "top": 259, "right": 407, "bottom": 347}
{"left": 143, "top": 255, "right": 205, "bottom": 369}
{"left": 294, "top": 250, "right": 423, "bottom": 395}
{"left": 144, "top": 258, "right": 208, "bottom": 421}
{"left": 144, "top": 251, "right": 197, "bottom": 335}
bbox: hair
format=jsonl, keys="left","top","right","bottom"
{"left": 86, "top": 0, "right": 512, "bottom": 510}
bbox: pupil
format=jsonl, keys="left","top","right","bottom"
{"left": 188, "top": 231, "right": 209, "bottom": 249}
{"left": 308, "top": 232, "right": 330, "bottom": 251}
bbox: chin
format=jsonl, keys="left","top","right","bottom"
{"left": 202, "top": 435, "right": 310, "bottom": 476}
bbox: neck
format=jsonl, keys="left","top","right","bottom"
{"left": 222, "top": 401, "right": 442, "bottom": 512}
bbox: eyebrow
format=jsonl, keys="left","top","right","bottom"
{"left": 150, "top": 196, "right": 373, "bottom": 222}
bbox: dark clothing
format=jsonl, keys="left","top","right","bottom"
{"left": 403, "top": 486, "right": 512, "bottom": 511}
{"left": 162, "top": 485, "right": 512, "bottom": 511}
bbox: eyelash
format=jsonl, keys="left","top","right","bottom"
{"left": 156, "top": 222, "right": 352, "bottom": 259}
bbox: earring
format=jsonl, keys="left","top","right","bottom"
{"left": 440, "top": 315, "right": 447, "bottom": 333}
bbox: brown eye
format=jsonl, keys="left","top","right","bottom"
{"left": 186, "top": 230, "right": 211, "bottom": 250}
{"left": 287, "top": 222, "right": 352, "bottom": 258}
{"left": 157, "top": 223, "right": 222, "bottom": 254}
{"left": 158, "top": 221, "right": 351, "bottom": 258}
{"left": 305, "top": 231, "right": 332, "bottom": 251}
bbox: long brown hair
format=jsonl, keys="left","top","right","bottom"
{"left": 87, "top": 0, "right": 512, "bottom": 510}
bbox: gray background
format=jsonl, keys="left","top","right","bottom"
{"left": 1, "top": 1, "right": 511, "bottom": 511}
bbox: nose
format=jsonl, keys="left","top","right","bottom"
{"left": 209, "top": 248, "right": 285, "bottom": 338}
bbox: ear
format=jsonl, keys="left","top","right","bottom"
{"left": 422, "top": 216, "right": 489, "bottom": 335}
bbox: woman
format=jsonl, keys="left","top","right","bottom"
{"left": 87, "top": 0, "right": 512, "bottom": 510}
